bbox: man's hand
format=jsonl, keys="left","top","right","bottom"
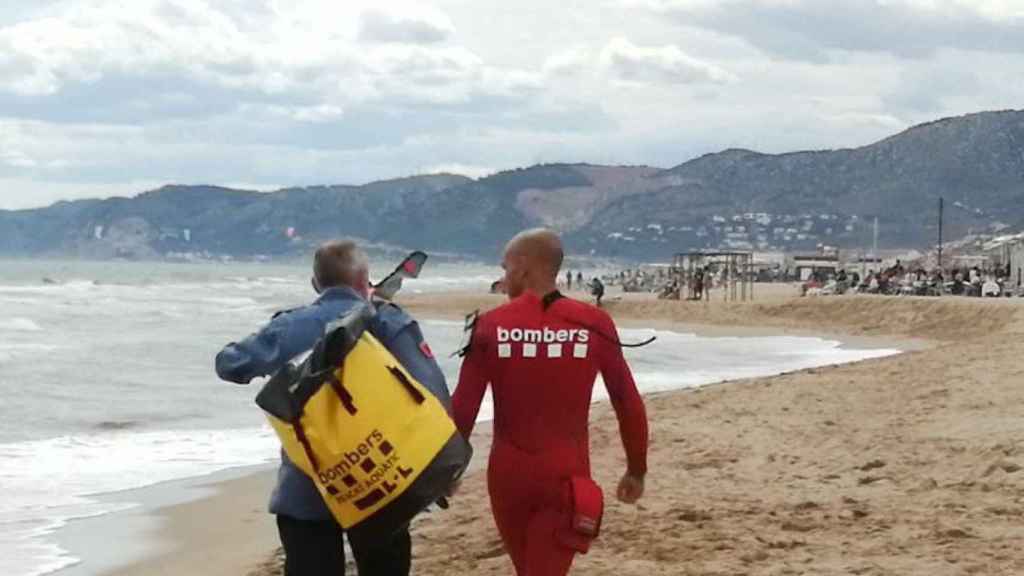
{"left": 616, "top": 473, "right": 645, "bottom": 504}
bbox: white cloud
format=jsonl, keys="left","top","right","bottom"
{"left": 600, "top": 37, "right": 737, "bottom": 85}
{"left": 819, "top": 111, "right": 907, "bottom": 132}
{"left": 0, "top": 127, "right": 36, "bottom": 168}
{"left": 421, "top": 163, "right": 495, "bottom": 179}
{"left": 261, "top": 104, "right": 346, "bottom": 123}
{"left": 634, "top": 0, "right": 1024, "bottom": 60}
{"left": 357, "top": 7, "right": 455, "bottom": 44}
{"left": 0, "top": 0, "right": 534, "bottom": 110}
{"left": 543, "top": 46, "right": 593, "bottom": 76}
{"left": 0, "top": 150, "right": 35, "bottom": 168}
{"left": 0, "top": 178, "right": 165, "bottom": 209}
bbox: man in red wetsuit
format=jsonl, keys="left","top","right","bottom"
{"left": 452, "top": 229, "right": 649, "bottom": 575}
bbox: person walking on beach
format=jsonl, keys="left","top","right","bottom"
{"left": 590, "top": 276, "right": 605, "bottom": 307}
{"left": 566, "top": 270, "right": 573, "bottom": 291}
{"left": 451, "top": 228, "right": 649, "bottom": 576}
{"left": 215, "top": 240, "right": 446, "bottom": 576}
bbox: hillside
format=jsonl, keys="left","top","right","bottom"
{"left": 1, "top": 110, "right": 1022, "bottom": 261}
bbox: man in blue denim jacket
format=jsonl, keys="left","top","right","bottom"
{"left": 216, "top": 240, "right": 449, "bottom": 576}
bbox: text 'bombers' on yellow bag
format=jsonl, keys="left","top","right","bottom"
{"left": 255, "top": 304, "right": 471, "bottom": 549}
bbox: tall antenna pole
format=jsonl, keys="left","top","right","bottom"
{"left": 872, "top": 217, "right": 879, "bottom": 259}
{"left": 937, "top": 197, "right": 944, "bottom": 270}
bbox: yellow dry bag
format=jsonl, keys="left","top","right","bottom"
{"left": 256, "top": 304, "right": 471, "bottom": 548}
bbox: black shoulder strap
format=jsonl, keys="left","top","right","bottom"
{"left": 370, "top": 297, "right": 401, "bottom": 312}
{"left": 542, "top": 290, "right": 565, "bottom": 310}
{"left": 271, "top": 306, "right": 301, "bottom": 320}
{"left": 453, "top": 310, "right": 481, "bottom": 358}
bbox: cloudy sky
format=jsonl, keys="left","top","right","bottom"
{"left": 1, "top": 0, "right": 1022, "bottom": 209}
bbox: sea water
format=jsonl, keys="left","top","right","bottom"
{"left": 0, "top": 260, "right": 899, "bottom": 576}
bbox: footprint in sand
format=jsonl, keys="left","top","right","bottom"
{"left": 859, "top": 459, "right": 887, "bottom": 472}
{"left": 475, "top": 541, "right": 508, "bottom": 560}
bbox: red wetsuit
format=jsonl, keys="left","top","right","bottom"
{"left": 453, "top": 291, "right": 649, "bottom": 576}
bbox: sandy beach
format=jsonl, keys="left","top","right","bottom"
{"left": 95, "top": 291, "right": 1024, "bottom": 576}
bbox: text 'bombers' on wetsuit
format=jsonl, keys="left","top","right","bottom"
{"left": 452, "top": 291, "right": 648, "bottom": 576}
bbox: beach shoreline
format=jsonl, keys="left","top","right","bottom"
{"left": 52, "top": 464, "right": 278, "bottom": 576}
{"left": 54, "top": 292, "right": 1023, "bottom": 576}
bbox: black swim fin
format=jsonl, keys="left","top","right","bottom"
{"left": 373, "top": 251, "right": 428, "bottom": 301}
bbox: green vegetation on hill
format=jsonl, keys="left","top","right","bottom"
{"left": 1, "top": 110, "right": 1022, "bottom": 261}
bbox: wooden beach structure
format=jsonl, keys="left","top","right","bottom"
{"left": 672, "top": 251, "right": 754, "bottom": 302}
{"left": 1011, "top": 239, "right": 1024, "bottom": 290}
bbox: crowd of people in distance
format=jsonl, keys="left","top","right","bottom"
{"left": 494, "top": 257, "right": 1024, "bottom": 305}
{"left": 613, "top": 268, "right": 670, "bottom": 293}
{"left": 553, "top": 259, "right": 1024, "bottom": 303}
{"left": 599, "top": 267, "right": 688, "bottom": 301}
{"left": 802, "top": 260, "right": 1022, "bottom": 298}
{"left": 613, "top": 266, "right": 725, "bottom": 301}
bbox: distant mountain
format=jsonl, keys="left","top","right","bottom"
{"left": 2, "top": 110, "right": 1022, "bottom": 261}
{"left": 0, "top": 175, "right": 472, "bottom": 260}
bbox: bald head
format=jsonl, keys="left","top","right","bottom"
{"left": 501, "top": 228, "right": 564, "bottom": 298}
{"left": 506, "top": 228, "right": 564, "bottom": 278}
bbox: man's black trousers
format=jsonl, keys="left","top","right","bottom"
{"left": 276, "top": 515, "right": 412, "bottom": 576}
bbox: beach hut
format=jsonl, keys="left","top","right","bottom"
{"left": 787, "top": 250, "right": 840, "bottom": 281}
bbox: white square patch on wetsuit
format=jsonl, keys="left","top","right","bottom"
{"left": 574, "top": 344, "right": 589, "bottom": 358}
